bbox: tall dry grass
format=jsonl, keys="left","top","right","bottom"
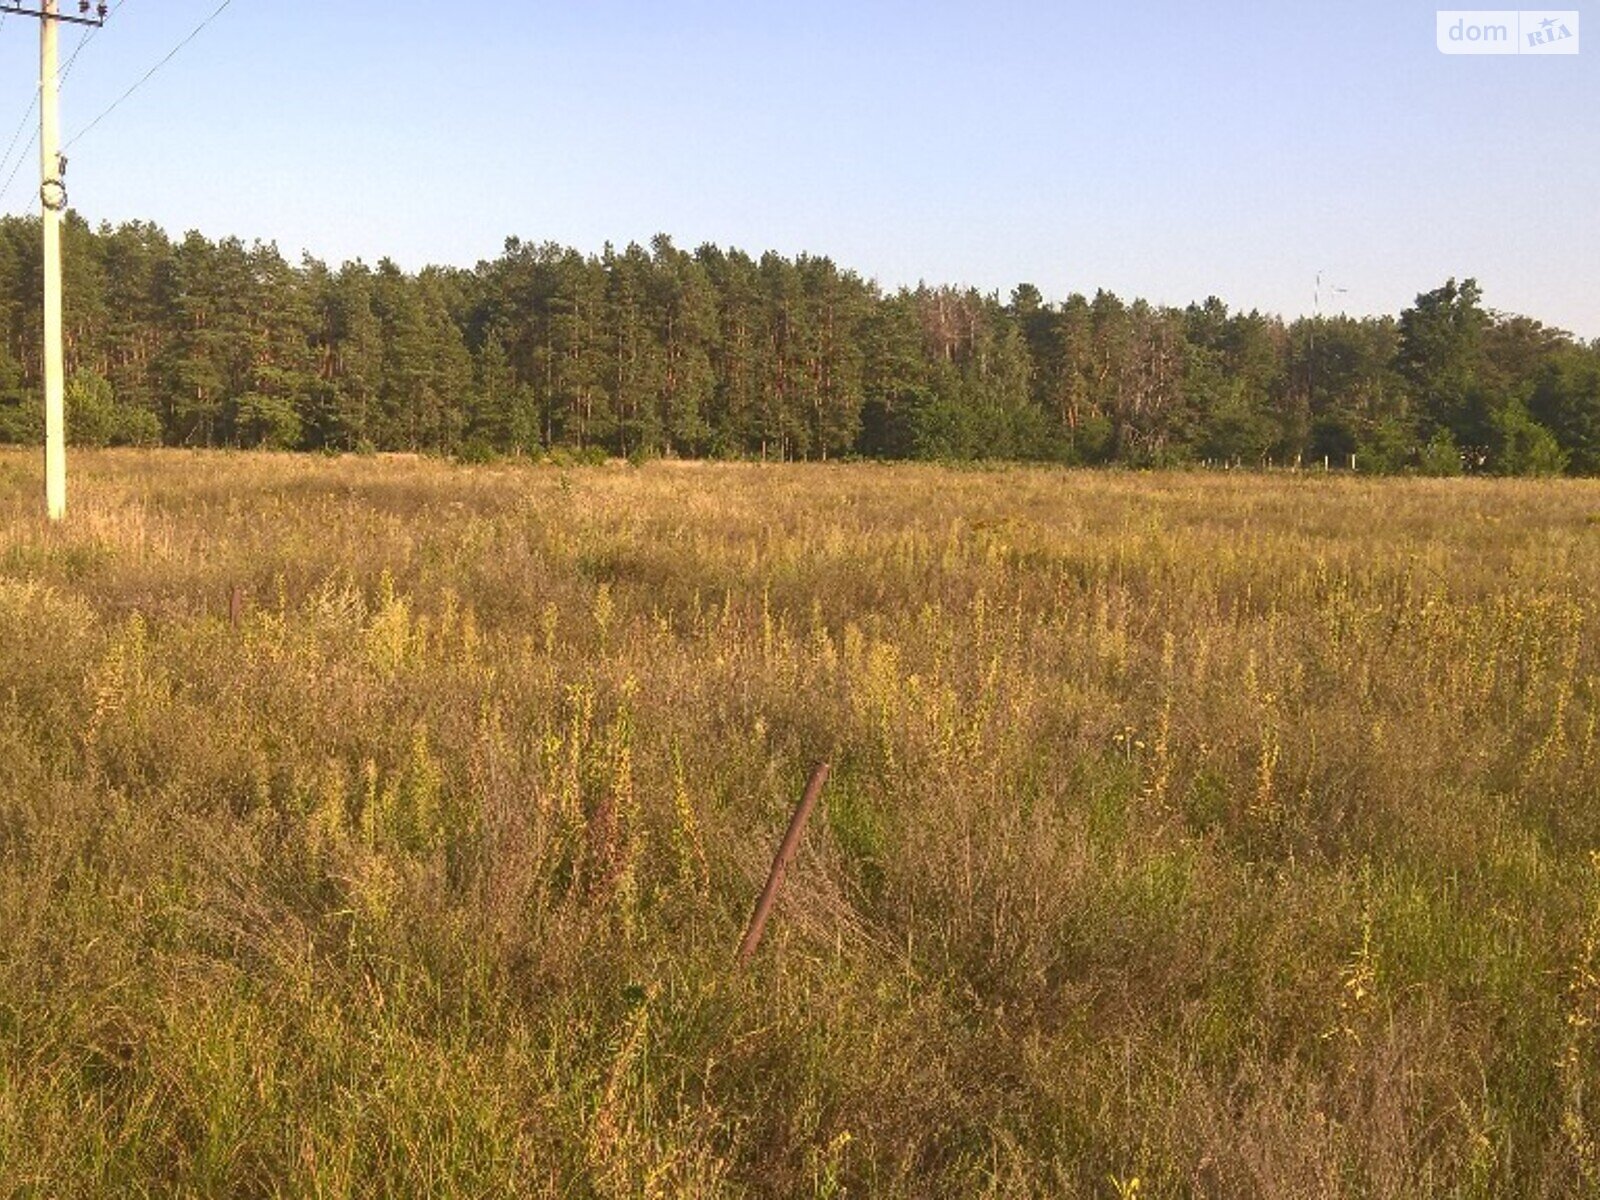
{"left": 2, "top": 449, "right": 1599, "bottom": 1196}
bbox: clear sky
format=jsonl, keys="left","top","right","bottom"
{"left": 0, "top": 0, "right": 1594, "bottom": 337}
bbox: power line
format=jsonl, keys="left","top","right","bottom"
{"left": 0, "top": 101, "right": 38, "bottom": 194}
{"left": 0, "top": 7, "right": 109, "bottom": 197}
{"left": 60, "top": 4, "right": 112, "bottom": 76}
{"left": 64, "top": 0, "right": 233, "bottom": 151}
{"left": 0, "top": 0, "right": 123, "bottom": 206}
{"left": 0, "top": 122, "right": 38, "bottom": 207}
{"left": 0, "top": 28, "right": 87, "bottom": 174}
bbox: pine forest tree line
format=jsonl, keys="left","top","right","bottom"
{"left": 1, "top": 214, "right": 1597, "bottom": 475}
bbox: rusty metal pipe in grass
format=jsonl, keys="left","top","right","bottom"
{"left": 736, "top": 762, "right": 830, "bottom": 965}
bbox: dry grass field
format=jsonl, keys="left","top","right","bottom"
{"left": 2, "top": 450, "right": 1600, "bottom": 1197}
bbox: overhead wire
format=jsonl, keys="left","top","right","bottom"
{"left": 0, "top": 1, "right": 126, "bottom": 198}
{"left": 0, "top": 6, "right": 113, "bottom": 202}
{"left": 60, "top": 3, "right": 117, "bottom": 77}
{"left": 0, "top": 98, "right": 38, "bottom": 196}
{"left": 0, "top": 0, "right": 130, "bottom": 208}
{"left": 64, "top": 0, "right": 233, "bottom": 152}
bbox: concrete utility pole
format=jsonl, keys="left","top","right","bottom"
{"left": 41, "top": 0, "right": 64, "bottom": 520}
{"left": 2, "top": 1, "right": 107, "bottom": 520}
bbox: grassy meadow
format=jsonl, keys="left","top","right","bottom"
{"left": 3, "top": 450, "right": 1600, "bottom": 1197}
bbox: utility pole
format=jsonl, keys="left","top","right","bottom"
{"left": 2, "top": 1, "right": 108, "bottom": 521}
{"left": 41, "top": 0, "right": 64, "bottom": 520}
{"left": 1308, "top": 270, "right": 1348, "bottom": 462}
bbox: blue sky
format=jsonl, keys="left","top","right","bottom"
{"left": 0, "top": 0, "right": 1594, "bottom": 337}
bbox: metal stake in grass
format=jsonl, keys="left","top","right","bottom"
{"left": 737, "top": 762, "right": 830, "bottom": 965}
